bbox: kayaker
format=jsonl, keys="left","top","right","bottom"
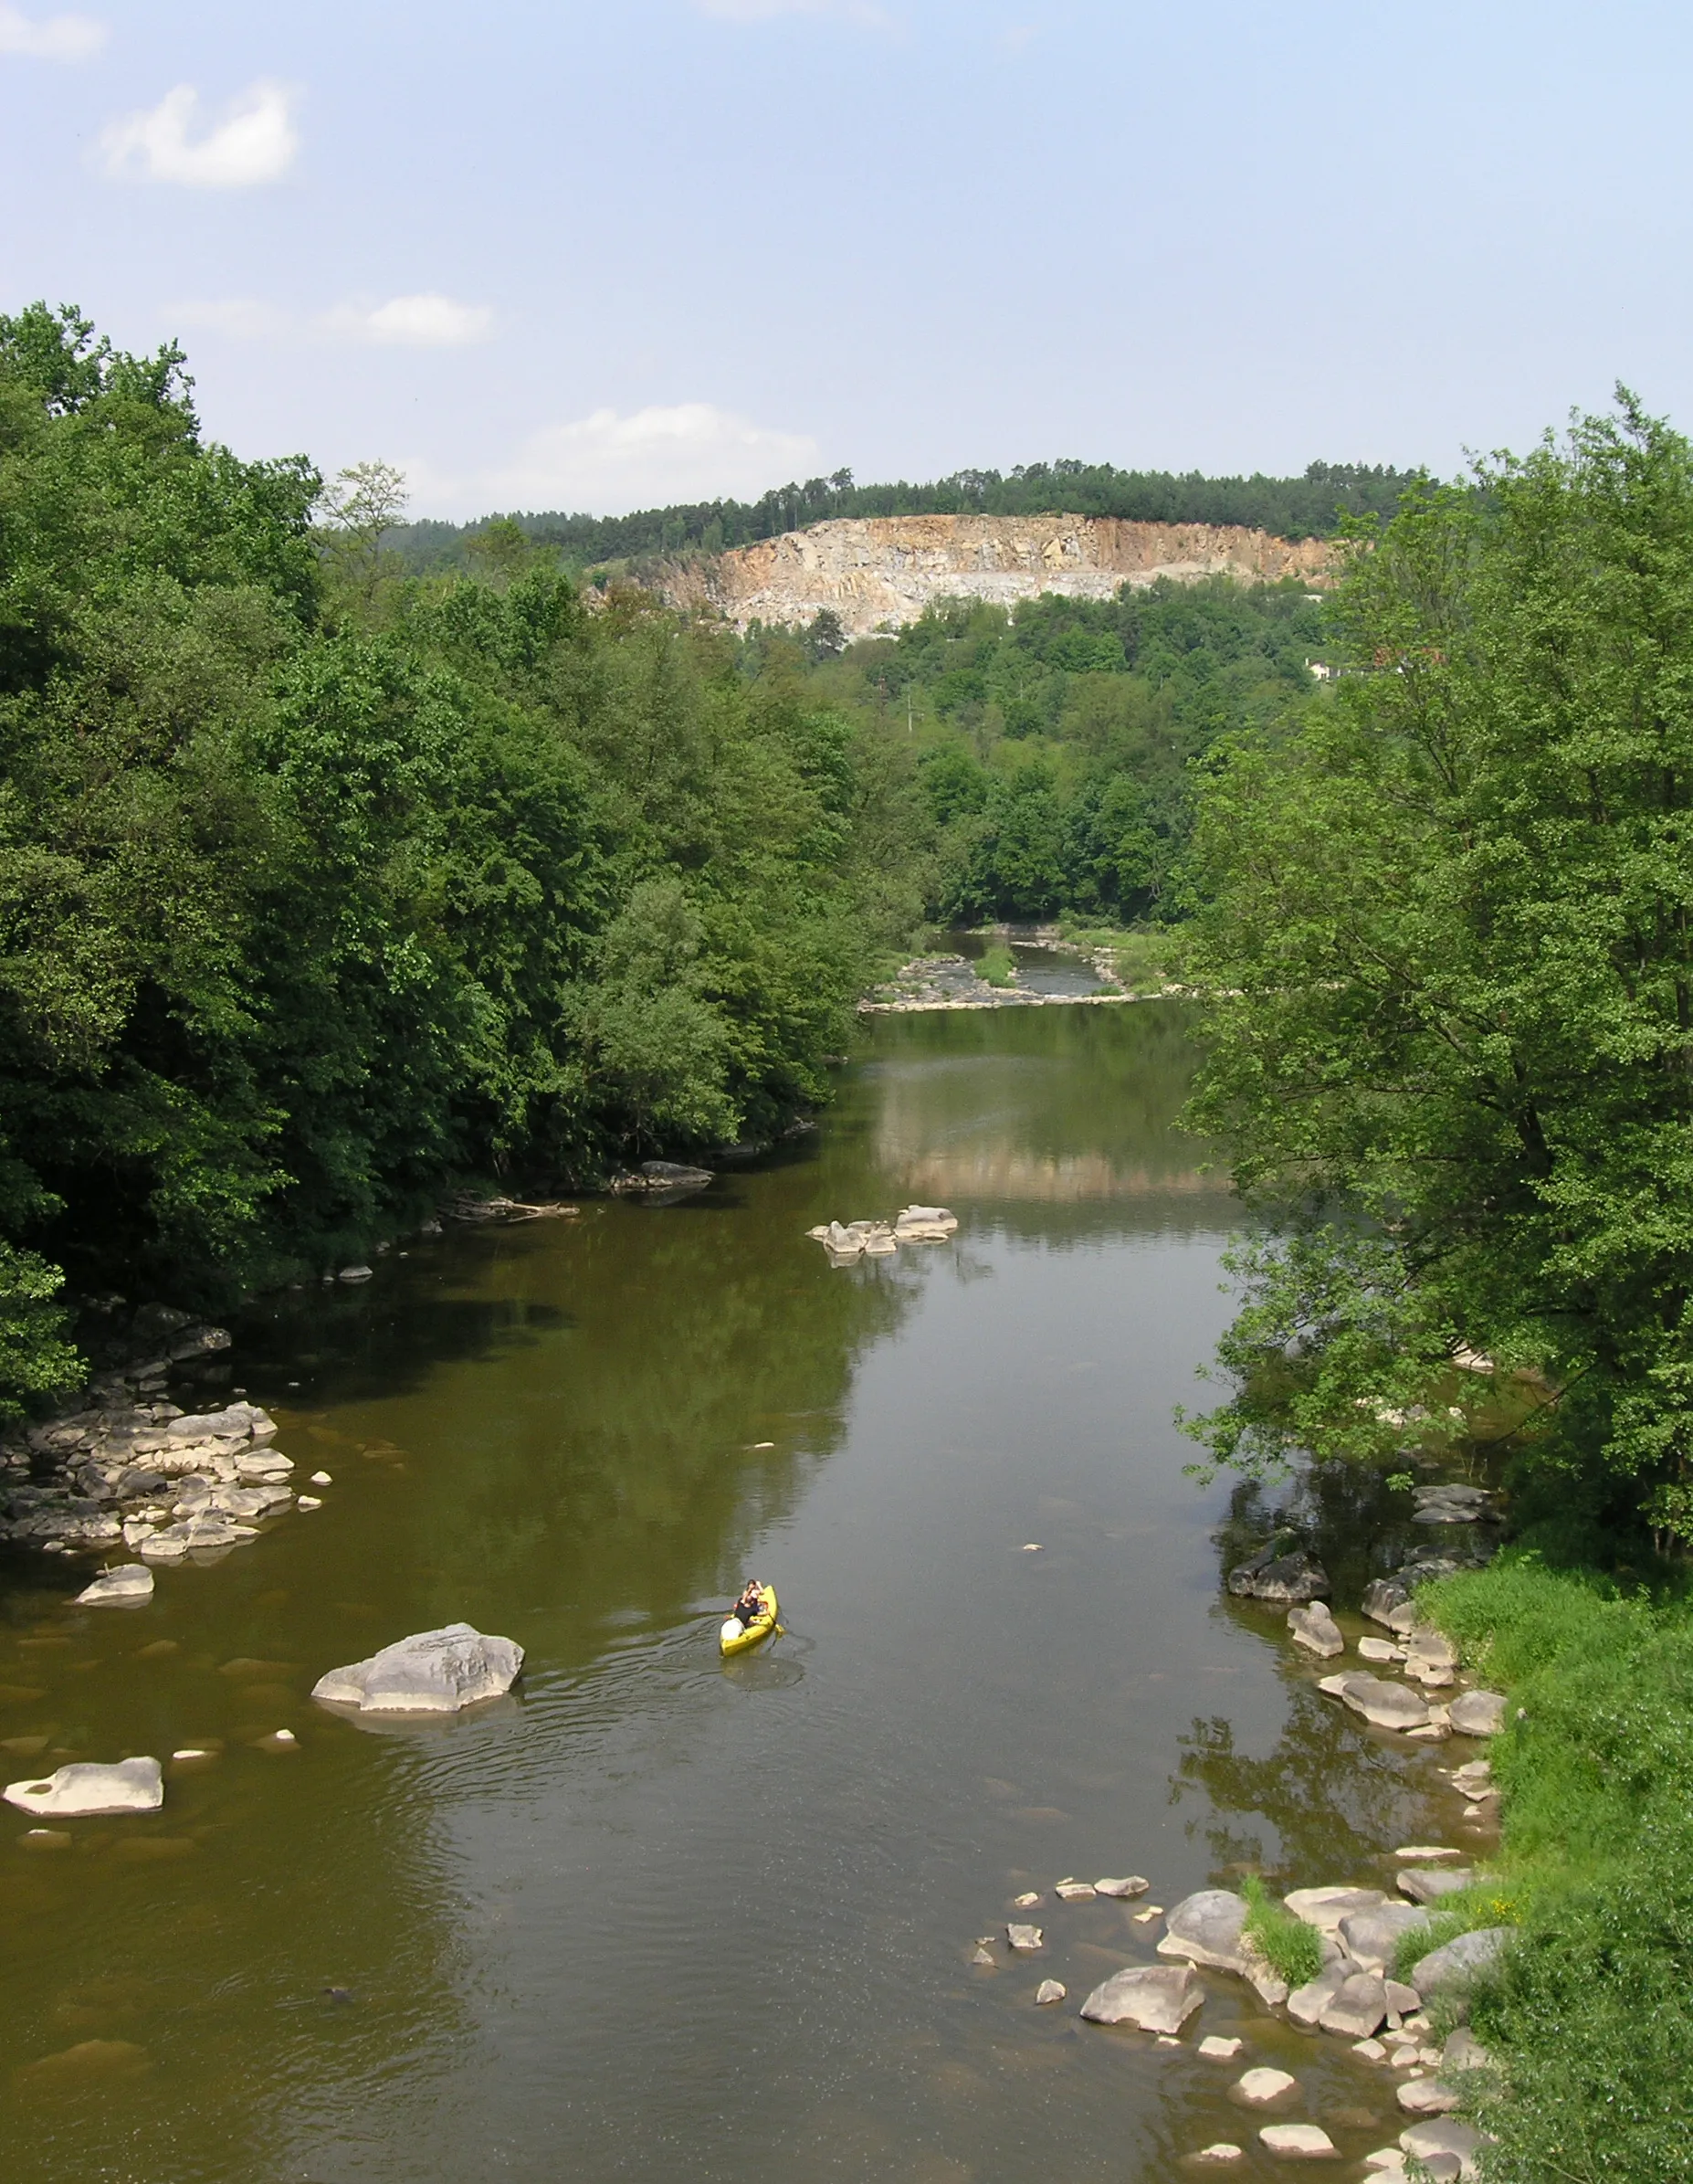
{"left": 732, "top": 1580, "right": 764, "bottom": 1628}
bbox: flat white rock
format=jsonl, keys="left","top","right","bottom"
{"left": 1095, "top": 1875, "right": 1150, "bottom": 1897}
{"left": 1236, "top": 2067, "right": 1298, "bottom": 2104}
{"left": 75, "top": 1565, "right": 154, "bottom": 1606}
{"left": 1079, "top": 1963, "right": 1204, "bottom": 2033}
{"left": 4, "top": 1757, "right": 163, "bottom": 1817}
{"left": 1199, "top": 2036, "right": 1244, "bottom": 2060}
{"left": 1006, "top": 1923, "right": 1043, "bottom": 1951}
{"left": 311, "top": 1622, "right": 523, "bottom": 1714}
{"left": 1195, "top": 2147, "right": 1244, "bottom": 2164}
{"left": 1259, "top": 2126, "right": 1337, "bottom": 2159}
{"left": 1035, "top": 1978, "right": 1066, "bottom": 2005}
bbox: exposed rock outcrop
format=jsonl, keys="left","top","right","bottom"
{"left": 652, "top": 515, "right": 1340, "bottom": 637}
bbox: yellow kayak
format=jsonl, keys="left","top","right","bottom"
{"left": 720, "top": 1584, "right": 779, "bottom": 1657}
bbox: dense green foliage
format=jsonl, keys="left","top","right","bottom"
{"left": 1419, "top": 1557, "right": 1693, "bottom": 2183}
{"left": 1181, "top": 397, "right": 1693, "bottom": 1528}
{"left": 389, "top": 459, "right": 1421, "bottom": 574}
{"left": 0, "top": 305, "right": 917, "bottom": 1412}
{"left": 760, "top": 581, "right": 1329, "bottom": 923}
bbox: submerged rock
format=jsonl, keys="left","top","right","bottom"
{"left": 1078, "top": 1962, "right": 1204, "bottom": 2033}
{"left": 311, "top": 1623, "right": 523, "bottom": 1714}
{"left": 4, "top": 1757, "right": 163, "bottom": 1817}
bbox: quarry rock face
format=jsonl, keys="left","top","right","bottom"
{"left": 652, "top": 515, "right": 1341, "bottom": 637}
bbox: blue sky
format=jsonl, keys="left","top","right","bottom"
{"left": 5, "top": 0, "right": 1691, "bottom": 519}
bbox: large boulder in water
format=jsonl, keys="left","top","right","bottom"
{"left": 1228, "top": 1547, "right": 1329, "bottom": 1604}
{"left": 312, "top": 1623, "right": 523, "bottom": 1714}
{"left": 1078, "top": 1963, "right": 1204, "bottom": 2032}
{"left": 1158, "top": 1889, "right": 1253, "bottom": 1975}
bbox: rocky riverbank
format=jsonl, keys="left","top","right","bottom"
{"left": 959, "top": 1472, "right": 1514, "bottom": 2177}
{"left": 862, "top": 952, "right": 1139, "bottom": 1013}
{"left": 0, "top": 1300, "right": 311, "bottom": 1566}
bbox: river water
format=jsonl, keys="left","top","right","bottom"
{"left": 0, "top": 1006, "right": 1467, "bottom": 2183}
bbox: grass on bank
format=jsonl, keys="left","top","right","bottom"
{"left": 975, "top": 944, "right": 1017, "bottom": 986}
{"left": 1418, "top": 1556, "right": 1693, "bottom": 2183}
{"left": 1241, "top": 1873, "right": 1323, "bottom": 1987}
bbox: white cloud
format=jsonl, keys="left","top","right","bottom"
{"left": 321, "top": 293, "right": 494, "bottom": 347}
{"left": 693, "top": 0, "right": 890, "bottom": 24}
{"left": 407, "top": 403, "right": 821, "bottom": 519}
{"left": 99, "top": 79, "right": 299, "bottom": 187}
{"left": 0, "top": 4, "right": 103, "bottom": 59}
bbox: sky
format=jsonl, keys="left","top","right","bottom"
{"left": 4, "top": 0, "right": 1692, "bottom": 521}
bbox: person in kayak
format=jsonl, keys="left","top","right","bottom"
{"left": 732, "top": 1580, "right": 766, "bottom": 1629}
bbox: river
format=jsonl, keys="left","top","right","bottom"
{"left": 0, "top": 1004, "right": 1463, "bottom": 2182}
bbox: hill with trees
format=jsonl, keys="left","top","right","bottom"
{"left": 388, "top": 459, "right": 1422, "bottom": 576}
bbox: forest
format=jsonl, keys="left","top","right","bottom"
{"left": 0, "top": 305, "right": 923, "bottom": 1410}
{"left": 388, "top": 459, "right": 1420, "bottom": 575}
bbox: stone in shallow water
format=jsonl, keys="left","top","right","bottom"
{"left": 311, "top": 1623, "right": 523, "bottom": 1714}
{"left": 1055, "top": 1880, "right": 1097, "bottom": 1901}
{"left": 1398, "top": 2078, "right": 1462, "bottom": 2115}
{"left": 1285, "top": 1885, "right": 1387, "bottom": 1933}
{"left": 1006, "top": 1924, "right": 1043, "bottom": 1951}
{"left": 16, "top": 2038, "right": 150, "bottom": 2086}
{"left": 1337, "top": 1676, "right": 1432, "bottom": 1731}
{"left": 1079, "top": 1963, "right": 1204, "bottom": 2033}
{"left": 1157, "top": 1889, "right": 1252, "bottom": 1973}
{"left": 3, "top": 1757, "right": 163, "bottom": 1818}
{"left": 75, "top": 1565, "right": 153, "bottom": 1607}
{"left": 1095, "top": 1875, "right": 1150, "bottom": 1897}
{"left": 1447, "top": 1691, "right": 1507, "bottom": 1736}
{"left": 1013, "top": 1891, "right": 1041, "bottom": 1908}
{"left": 1195, "top": 2147, "right": 1244, "bottom": 2164}
{"left": 1259, "top": 2126, "right": 1337, "bottom": 2159}
{"left": 1199, "top": 2036, "right": 1243, "bottom": 2060}
{"left": 1288, "top": 1602, "right": 1344, "bottom": 1657}
{"left": 1035, "top": 1979, "right": 1066, "bottom": 2005}
{"left": 1320, "top": 1973, "right": 1390, "bottom": 2039}
{"left": 1287, "top": 1964, "right": 1349, "bottom": 2028}
{"left": 1235, "top": 2067, "right": 1298, "bottom": 2104}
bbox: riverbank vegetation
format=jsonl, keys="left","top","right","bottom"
{"left": 0, "top": 305, "right": 917, "bottom": 1409}
{"left": 1182, "top": 396, "right": 1693, "bottom": 2180}
{"left": 1419, "top": 1556, "right": 1693, "bottom": 2180}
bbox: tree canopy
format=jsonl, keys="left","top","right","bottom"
{"left": 0, "top": 304, "right": 918, "bottom": 1413}
{"left": 1181, "top": 395, "right": 1693, "bottom": 1535}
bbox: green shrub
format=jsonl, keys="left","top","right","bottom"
{"left": 1240, "top": 1874, "right": 1322, "bottom": 1986}
{"left": 975, "top": 944, "right": 1016, "bottom": 987}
